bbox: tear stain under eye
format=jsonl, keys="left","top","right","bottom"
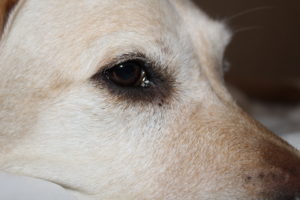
{"left": 90, "top": 54, "right": 176, "bottom": 106}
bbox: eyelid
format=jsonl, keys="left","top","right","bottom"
{"left": 102, "top": 52, "right": 148, "bottom": 71}
{"left": 91, "top": 52, "right": 151, "bottom": 83}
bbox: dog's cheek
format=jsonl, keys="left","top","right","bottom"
{"left": 4, "top": 85, "right": 168, "bottom": 190}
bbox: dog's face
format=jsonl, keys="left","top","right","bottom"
{"left": 0, "top": 0, "right": 299, "bottom": 199}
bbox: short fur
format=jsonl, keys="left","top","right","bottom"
{"left": 0, "top": 0, "right": 299, "bottom": 199}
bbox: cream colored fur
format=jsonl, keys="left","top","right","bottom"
{"left": 0, "top": 0, "right": 299, "bottom": 200}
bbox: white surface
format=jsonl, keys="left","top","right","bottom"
{"left": 0, "top": 172, "right": 76, "bottom": 200}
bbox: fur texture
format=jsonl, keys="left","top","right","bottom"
{"left": 0, "top": 0, "right": 299, "bottom": 199}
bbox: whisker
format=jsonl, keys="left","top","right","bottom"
{"left": 233, "top": 26, "right": 264, "bottom": 35}
{"left": 224, "top": 6, "right": 273, "bottom": 23}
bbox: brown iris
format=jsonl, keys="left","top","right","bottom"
{"left": 104, "top": 60, "right": 147, "bottom": 87}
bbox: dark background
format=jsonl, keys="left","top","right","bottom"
{"left": 193, "top": 0, "right": 300, "bottom": 104}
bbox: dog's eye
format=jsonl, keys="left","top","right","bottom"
{"left": 91, "top": 54, "right": 174, "bottom": 104}
{"left": 104, "top": 60, "right": 151, "bottom": 87}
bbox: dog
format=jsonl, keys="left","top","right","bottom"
{"left": 0, "top": 0, "right": 299, "bottom": 199}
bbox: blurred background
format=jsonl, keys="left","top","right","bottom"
{"left": 193, "top": 0, "right": 300, "bottom": 146}
{"left": 194, "top": 0, "right": 300, "bottom": 104}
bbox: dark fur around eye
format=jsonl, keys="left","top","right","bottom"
{"left": 90, "top": 53, "right": 175, "bottom": 105}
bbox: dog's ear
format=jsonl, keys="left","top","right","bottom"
{"left": 0, "top": 0, "right": 19, "bottom": 37}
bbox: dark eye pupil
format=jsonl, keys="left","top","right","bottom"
{"left": 106, "top": 61, "right": 143, "bottom": 86}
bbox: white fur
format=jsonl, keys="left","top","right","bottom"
{"left": 0, "top": 1, "right": 299, "bottom": 200}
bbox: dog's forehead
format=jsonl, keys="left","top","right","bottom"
{"left": 1, "top": 0, "right": 185, "bottom": 78}
{"left": 0, "top": 0, "right": 230, "bottom": 91}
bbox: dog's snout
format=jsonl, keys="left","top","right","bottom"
{"left": 243, "top": 165, "right": 300, "bottom": 200}
{"left": 253, "top": 141, "right": 300, "bottom": 200}
{"left": 236, "top": 143, "right": 300, "bottom": 200}
{"left": 229, "top": 123, "right": 300, "bottom": 199}
{"left": 173, "top": 104, "right": 300, "bottom": 199}
{"left": 235, "top": 126, "right": 300, "bottom": 199}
